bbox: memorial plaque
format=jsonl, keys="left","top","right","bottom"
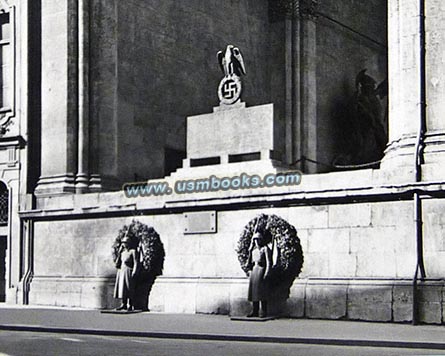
{"left": 183, "top": 211, "right": 217, "bottom": 234}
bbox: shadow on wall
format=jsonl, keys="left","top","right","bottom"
{"left": 99, "top": 272, "right": 158, "bottom": 311}
{"left": 133, "top": 273, "right": 156, "bottom": 311}
{"left": 331, "top": 79, "right": 354, "bottom": 164}
{"left": 269, "top": 281, "right": 298, "bottom": 316}
{"left": 99, "top": 273, "right": 119, "bottom": 310}
{"left": 229, "top": 279, "right": 300, "bottom": 318}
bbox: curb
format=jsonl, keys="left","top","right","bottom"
{"left": 1, "top": 324, "right": 445, "bottom": 350}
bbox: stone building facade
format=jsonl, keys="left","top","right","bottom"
{"left": 1, "top": 0, "right": 444, "bottom": 324}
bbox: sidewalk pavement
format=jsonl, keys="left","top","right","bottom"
{"left": 0, "top": 305, "right": 444, "bottom": 350}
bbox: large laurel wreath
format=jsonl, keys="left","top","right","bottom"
{"left": 236, "top": 214, "right": 303, "bottom": 291}
{"left": 112, "top": 220, "right": 165, "bottom": 279}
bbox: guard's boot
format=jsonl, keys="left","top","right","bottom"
{"left": 259, "top": 301, "right": 268, "bottom": 318}
{"left": 247, "top": 302, "right": 259, "bottom": 317}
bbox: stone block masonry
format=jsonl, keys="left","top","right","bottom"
{"left": 26, "top": 195, "right": 445, "bottom": 324}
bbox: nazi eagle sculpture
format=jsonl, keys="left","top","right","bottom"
{"left": 217, "top": 45, "right": 246, "bottom": 77}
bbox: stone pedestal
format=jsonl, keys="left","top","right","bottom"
{"left": 172, "top": 102, "right": 288, "bottom": 179}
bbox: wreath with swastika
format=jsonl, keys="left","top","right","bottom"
{"left": 112, "top": 220, "right": 165, "bottom": 280}
{"left": 236, "top": 214, "right": 303, "bottom": 293}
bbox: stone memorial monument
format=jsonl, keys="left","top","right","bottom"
{"left": 169, "top": 45, "right": 288, "bottom": 181}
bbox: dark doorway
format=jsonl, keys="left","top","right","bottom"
{"left": 0, "top": 235, "right": 6, "bottom": 302}
{"left": 0, "top": 181, "right": 8, "bottom": 302}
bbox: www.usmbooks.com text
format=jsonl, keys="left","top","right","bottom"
{"left": 123, "top": 172, "right": 302, "bottom": 198}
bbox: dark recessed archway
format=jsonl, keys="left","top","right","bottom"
{"left": 0, "top": 181, "right": 8, "bottom": 302}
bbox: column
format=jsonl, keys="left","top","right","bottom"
{"left": 380, "top": 0, "right": 422, "bottom": 179}
{"left": 298, "top": 0, "right": 318, "bottom": 173}
{"left": 75, "top": 0, "right": 90, "bottom": 193}
{"left": 268, "top": 0, "right": 318, "bottom": 173}
{"left": 423, "top": 0, "right": 445, "bottom": 180}
{"left": 35, "top": 0, "right": 79, "bottom": 196}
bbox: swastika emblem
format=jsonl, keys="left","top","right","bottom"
{"left": 222, "top": 80, "right": 238, "bottom": 99}
{"left": 218, "top": 75, "right": 242, "bottom": 105}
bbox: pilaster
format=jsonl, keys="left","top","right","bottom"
{"left": 422, "top": 1, "right": 445, "bottom": 181}
{"left": 382, "top": 0, "right": 445, "bottom": 183}
{"left": 380, "top": 0, "right": 422, "bottom": 180}
{"left": 75, "top": 0, "right": 90, "bottom": 193}
{"left": 35, "top": 0, "right": 79, "bottom": 196}
{"left": 35, "top": 0, "right": 93, "bottom": 196}
{"left": 269, "top": 0, "right": 319, "bottom": 173}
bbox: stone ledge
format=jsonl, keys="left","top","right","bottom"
{"left": 27, "top": 277, "right": 445, "bottom": 324}
{"left": 22, "top": 179, "right": 445, "bottom": 219}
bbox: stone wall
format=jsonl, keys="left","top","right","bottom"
{"left": 21, "top": 0, "right": 445, "bottom": 327}
{"left": 28, "top": 196, "right": 445, "bottom": 324}
{"left": 90, "top": 0, "right": 275, "bottom": 183}
{"left": 90, "top": 0, "right": 119, "bottom": 181}
{"left": 88, "top": 0, "right": 388, "bottom": 181}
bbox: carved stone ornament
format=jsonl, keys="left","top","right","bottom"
{"left": 0, "top": 0, "right": 14, "bottom": 136}
{"left": 0, "top": 0, "right": 11, "bottom": 12}
{"left": 0, "top": 115, "right": 13, "bottom": 136}
{"left": 217, "top": 45, "right": 246, "bottom": 105}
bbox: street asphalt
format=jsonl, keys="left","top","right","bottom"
{"left": 0, "top": 305, "right": 444, "bottom": 351}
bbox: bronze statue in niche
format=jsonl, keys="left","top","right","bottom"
{"left": 334, "top": 69, "right": 388, "bottom": 167}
